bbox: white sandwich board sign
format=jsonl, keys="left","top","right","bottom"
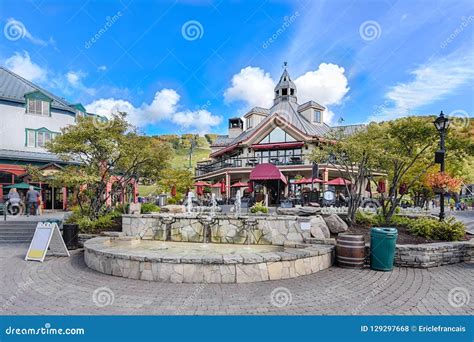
{"left": 25, "top": 222, "right": 70, "bottom": 262}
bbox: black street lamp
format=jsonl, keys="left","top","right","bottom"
{"left": 433, "top": 111, "right": 450, "bottom": 221}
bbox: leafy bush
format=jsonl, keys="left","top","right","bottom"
{"left": 389, "top": 215, "right": 412, "bottom": 227}
{"left": 250, "top": 201, "right": 269, "bottom": 214}
{"left": 141, "top": 203, "right": 160, "bottom": 214}
{"left": 167, "top": 197, "right": 178, "bottom": 205}
{"left": 114, "top": 203, "right": 130, "bottom": 214}
{"left": 65, "top": 206, "right": 121, "bottom": 233}
{"left": 406, "top": 217, "right": 465, "bottom": 241}
{"left": 355, "top": 210, "right": 378, "bottom": 226}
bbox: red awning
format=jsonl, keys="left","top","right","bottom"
{"left": 326, "top": 177, "right": 351, "bottom": 186}
{"left": 249, "top": 163, "right": 287, "bottom": 184}
{"left": 0, "top": 164, "right": 26, "bottom": 176}
{"left": 251, "top": 142, "right": 304, "bottom": 150}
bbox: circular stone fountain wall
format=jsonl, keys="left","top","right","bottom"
{"left": 84, "top": 237, "right": 334, "bottom": 283}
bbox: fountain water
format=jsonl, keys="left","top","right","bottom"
{"left": 210, "top": 193, "right": 218, "bottom": 217}
{"left": 243, "top": 217, "right": 258, "bottom": 249}
{"left": 234, "top": 190, "right": 242, "bottom": 217}
{"left": 186, "top": 191, "right": 194, "bottom": 214}
{"left": 198, "top": 214, "right": 217, "bottom": 245}
{"left": 159, "top": 215, "right": 175, "bottom": 246}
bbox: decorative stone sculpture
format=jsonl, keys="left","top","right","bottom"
{"left": 323, "top": 214, "right": 348, "bottom": 233}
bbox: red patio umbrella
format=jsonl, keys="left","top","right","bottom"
{"left": 231, "top": 181, "right": 248, "bottom": 188}
{"left": 210, "top": 182, "right": 222, "bottom": 188}
{"left": 193, "top": 181, "right": 210, "bottom": 187}
{"left": 326, "top": 177, "right": 351, "bottom": 186}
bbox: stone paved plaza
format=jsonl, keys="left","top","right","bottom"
{"left": 0, "top": 244, "right": 472, "bottom": 315}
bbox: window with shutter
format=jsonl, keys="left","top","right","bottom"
{"left": 27, "top": 130, "right": 36, "bottom": 147}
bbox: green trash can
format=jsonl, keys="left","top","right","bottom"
{"left": 370, "top": 227, "right": 398, "bottom": 271}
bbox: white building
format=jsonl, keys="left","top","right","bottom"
{"left": 0, "top": 67, "right": 101, "bottom": 208}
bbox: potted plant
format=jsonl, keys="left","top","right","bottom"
{"left": 250, "top": 201, "right": 269, "bottom": 215}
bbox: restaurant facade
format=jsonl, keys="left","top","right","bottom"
{"left": 195, "top": 67, "right": 374, "bottom": 205}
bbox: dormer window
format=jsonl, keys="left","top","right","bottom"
{"left": 27, "top": 99, "right": 50, "bottom": 116}
{"left": 313, "top": 110, "right": 322, "bottom": 123}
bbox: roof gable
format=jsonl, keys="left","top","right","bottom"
{"left": 0, "top": 67, "right": 73, "bottom": 112}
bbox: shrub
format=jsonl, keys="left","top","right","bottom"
{"left": 167, "top": 197, "right": 178, "bottom": 205}
{"left": 406, "top": 216, "right": 465, "bottom": 241}
{"left": 432, "top": 218, "right": 465, "bottom": 241}
{"left": 65, "top": 206, "right": 121, "bottom": 233}
{"left": 355, "top": 210, "right": 378, "bottom": 226}
{"left": 141, "top": 203, "right": 160, "bottom": 214}
{"left": 389, "top": 215, "right": 412, "bottom": 227}
{"left": 250, "top": 201, "right": 269, "bottom": 214}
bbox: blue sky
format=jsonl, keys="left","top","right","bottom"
{"left": 1, "top": 0, "right": 473, "bottom": 135}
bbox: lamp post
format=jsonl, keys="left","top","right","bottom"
{"left": 433, "top": 111, "right": 450, "bottom": 221}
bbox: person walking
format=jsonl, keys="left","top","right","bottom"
{"left": 25, "top": 185, "right": 40, "bottom": 216}
{"left": 7, "top": 188, "right": 21, "bottom": 204}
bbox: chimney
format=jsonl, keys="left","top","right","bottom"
{"left": 228, "top": 118, "right": 243, "bottom": 139}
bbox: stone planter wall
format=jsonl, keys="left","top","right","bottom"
{"left": 361, "top": 239, "right": 474, "bottom": 268}
{"left": 122, "top": 214, "right": 312, "bottom": 246}
{"left": 394, "top": 240, "right": 474, "bottom": 268}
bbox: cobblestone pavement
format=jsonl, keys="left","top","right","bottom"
{"left": 1, "top": 244, "right": 472, "bottom": 315}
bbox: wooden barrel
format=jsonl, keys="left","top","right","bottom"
{"left": 336, "top": 234, "right": 365, "bottom": 268}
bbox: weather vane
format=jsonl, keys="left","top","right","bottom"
{"left": 283, "top": 61, "right": 288, "bottom": 68}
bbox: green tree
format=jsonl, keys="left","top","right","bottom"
{"left": 45, "top": 113, "right": 171, "bottom": 219}
{"left": 311, "top": 125, "right": 377, "bottom": 226}
{"left": 367, "top": 116, "right": 473, "bottom": 222}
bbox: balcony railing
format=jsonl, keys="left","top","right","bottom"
{"left": 195, "top": 155, "right": 306, "bottom": 176}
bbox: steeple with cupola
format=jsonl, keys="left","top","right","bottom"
{"left": 274, "top": 62, "right": 297, "bottom": 105}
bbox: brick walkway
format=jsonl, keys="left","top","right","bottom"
{"left": 1, "top": 244, "right": 472, "bottom": 315}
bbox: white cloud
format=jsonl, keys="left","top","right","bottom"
{"left": 371, "top": 49, "right": 474, "bottom": 121}
{"left": 85, "top": 89, "right": 222, "bottom": 133}
{"left": 224, "top": 64, "right": 349, "bottom": 124}
{"left": 4, "top": 51, "right": 47, "bottom": 82}
{"left": 224, "top": 66, "right": 274, "bottom": 108}
{"left": 97, "top": 65, "right": 107, "bottom": 72}
{"left": 85, "top": 98, "right": 137, "bottom": 119}
{"left": 172, "top": 110, "right": 222, "bottom": 133}
{"left": 294, "top": 63, "right": 349, "bottom": 106}
{"left": 66, "top": 71, "right": 83, "bottom": 87}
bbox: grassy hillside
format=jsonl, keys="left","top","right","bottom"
{"left": 155, "top": 134, "right": 214, "bottom": 170}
